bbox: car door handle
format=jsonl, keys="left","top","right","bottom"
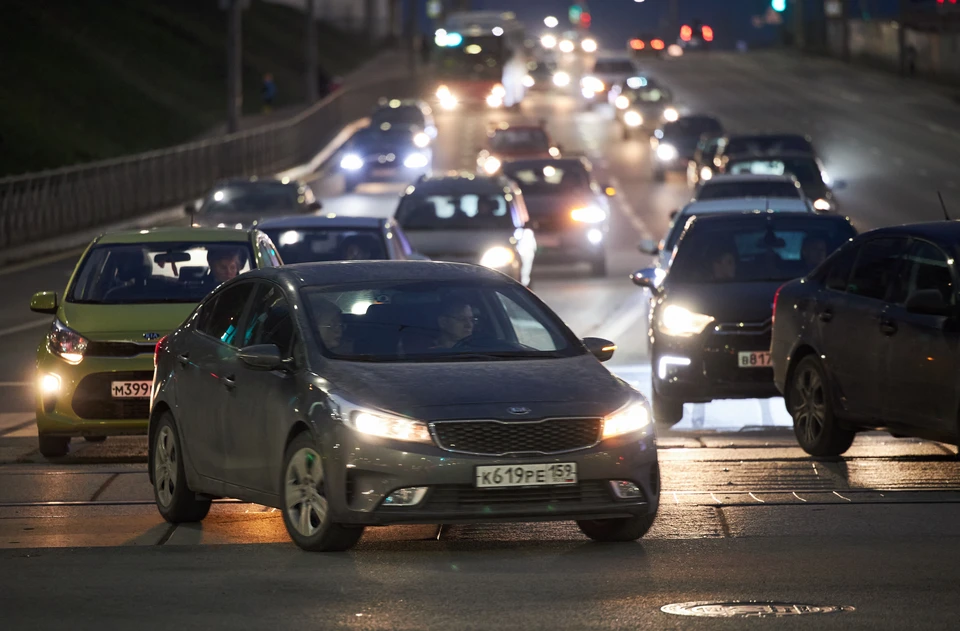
{"left": 176, "top": 353, "right": 189, "bottom": 366}
{"left": 818, "top": 309, "right": 833, "bottom": 322}
{"left": 879, "top": 319, "right": 898, "bottom": 336}
{"left": 220, "top": 375, "right": 236, "bottom": 389}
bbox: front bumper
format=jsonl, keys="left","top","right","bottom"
{"left": 325, "top": 426, "right": 660, "bottom": 526}
{"left": 35, "top": 350, "right": 154, "bottom": 437}
{"left": 533, "top": 228, "right": 607, "bottom": 264}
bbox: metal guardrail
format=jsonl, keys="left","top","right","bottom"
{"left": 0, "top": 72, "right": 423, "bottom": 249}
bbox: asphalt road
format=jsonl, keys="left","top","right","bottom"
{"left": 2, "top": 51, "right": 960, "bottom": 630}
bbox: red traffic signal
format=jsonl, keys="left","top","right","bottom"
{"left": 581, "top": 11, "right": 591, "bottom": 27}
{"left": 702, "top": 25, "right": 714, "bottom": 42}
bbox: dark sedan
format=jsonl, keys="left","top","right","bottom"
{"left": 651, "top": 116, "right": 723, "bottom": 181}
{"left": 723, "top": 152, "right": 843, "bottom": 213}
{"left": 773, "top": 222, "right": 960, "bottom": 456}
{"left": 149, "top": 262, "right": 659, "bottom": 551}
{"left": 257, "top": 215, "right": 424, "bottom": 263}
{"left": 187, "top": 178, "right": 322, "bottom": 229}
{"left": 631, "top": 211, "right": 857, "bottom": 427}
{"left": 339, "top": 124, "right": 433, "bottom": 192}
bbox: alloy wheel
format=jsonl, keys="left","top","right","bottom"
{"left": 154, "top": 426, "right": 178, "bottom": 507}
{"left": 285, "top": 447, "right": 329, "bottom": 538}
{"left": 793, "top": 365, "right": 826, "bottom": 446}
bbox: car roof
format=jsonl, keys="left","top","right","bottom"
{"left": 687, "top": 211, "right": 847, "bottom": 228}
{"left": 682, "top": 198, "right": 810, "bottom": 214}
{"left": 251, "top": 260, "right": 509, "bottom": 286}
{"left": 864, "top": 221, "right": 960, "bottom": 243}
{"left": 255, "top": 216, "right": 386, "bottom": 230}
{"left": 726, "top": 152, "right": 818, "bottom": 162}
{"left": 95, "top": 227, "right": 255, "bottom": 245}
{"left": 703, "top": 174, "right": 799, "bottom": 184}
{"left": 405, "top": 173, "right": 513, "bottom": 195}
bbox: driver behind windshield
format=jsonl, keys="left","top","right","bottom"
{"left": 433, "top": 299, "right": 476, "bottom": 349}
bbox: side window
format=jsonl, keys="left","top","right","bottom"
{"left": 497, "top": 293, "right": 559, "bottom": 351}
{"left": 242, "top": 283, "right": 295, "bottom": 356}
{"left": 259, "top": 236, "right": 283, "bottom": 267}
{"left": 890, "top": 240, "right": 956, "bottom": 307}
{"left": 823, "top": 243, "right": 860, "bottom": 292}
{"left": 846, "top": 237, "right": 908, "bottom": 300}
{"left": 385, "top": 230, "right": 405, "bottom": 260}
{"left": 198, "top": 282, "right": 255, "bottom": 347}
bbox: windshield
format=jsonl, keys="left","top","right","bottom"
{"left": 68, "top": 241, "right": 254, "bottom": 304}
{"left": 725, "top": 135, "right": 813, "bottom": 156}
{"left": 302, "top": 280, "right": 580, "bottom": 362}
{"left": 593, "top": 60, "right": 635, "bottom": 74}
{"left": 199, "top": 183, "right": 300, "bottom": 214}
{"left": 348, "top": 128, "right": 416, "bottom": 149}
{"left": 490, "top": 129, "right": 550, "bottom": 152}
{"left": 727, "top": 158, "right": 823, "bottom": 187}
{"left": 662, "top": 118, "right": 722, "bottom": 140}
{"left": 435, "top": 37, "right": 503, "bottom": 79}
{"left": 370, "top": 107, "right": 425, "bottom": 128}
{"left": 502, "top": 164, "right": 589, "bottom": 195}
{"left": 668, "top": 217, "right": 855, "bottom": 284}
{"left": 396, "top": 193, "right": 514, "bottom": 230}
{"left": 262, "top": 228, "right": 387, "bottom": 263}
{"left": 697, "top": 180, "right": 801, "bottom": 200}
{"left": 631, "top": 87, "right": 670, "bottom": 103}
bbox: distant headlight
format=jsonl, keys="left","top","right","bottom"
{"left": 404, "top": 153, "right": 429, "bottom": 169}
{"left": 624, "top": 110, "right": 643, "bottom": 127}
{"left": 570, "top": 206, "right": 607, "bottom": 223}
{"left": 553, "top": 71, "right": 571, "bottom": 87}
{"left": 491, "top": 84, "right": 506, "bottom": 98}
{"left": 581, "top": 76, "right": 604, "bottom": 92}
{"left": 663, "top": 107, "right": 679, "bottom": 122}
{"left": 813, "top": 198, "right": 832, "bottom": 211}
{"left": 483, "top": 156, "right": 502, "bottom": 174}
{"left": 581, "top": 38, "right": 598, "bottom": 53}
{"left": 486, "top": 93, "right": 503, "bottom": 108}
{"left": 541, "top": 34, "right": 557, "bottom": 49}
{"left": 523, "top": 74, "right": 535, "bottom": 88}
{"left": 656, "top": 143, "right": 678, "bottom": 161}
{"left": 340, "top": 154, "right": 363, "bottom": 170}
{"left": 436, "top": 85, "right": 451, "bottom": 98}
{"left": 602, "top": 400, "right": 651, "bottom": 439}
{"left": 439, "top": 93, "right": 458, "bottom": 110}
{"left": 559, "top": 39, "right": 575, "bottom": 53}
{"left": 479, "top": 246, "right": 516, "bottom": 268}
{"left": 548, "top": 146, "right": 561, "bottom": 158}
{"left": 657, "top": 304, "right": 714, "bottom": 337}
{"left": 700, "top": 166, "right": 713, "bottom": 181}
{"left": 413, "top": 132, "right": 430, "bottom": 148}
{"left": 615, "top": 95, "right": 630, "bottom": 110}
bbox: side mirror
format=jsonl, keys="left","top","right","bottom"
{"left": 582, "top": 337, "right": 616, "bottom": 362}
{"left": 630, "top": 267, "right": 660, "bottom": 291}
{"left": 905, "top": 289, "right": 951, "bottom": 317}
{"left": 238, "top": 344, "right": 285, "bottom": 371}
{"left": 184, "top": 201, "right": 198, "bottom": 215}
{"left": 638, "top": 238, "right": 660, "bottom": 256}
{"left": 307, "top": 200, "right": 323, "bottom": 211}
{"left": 30, "top": 291, "right": 58, "bottom": 314}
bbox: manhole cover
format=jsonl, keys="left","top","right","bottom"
{"left": 661, "top": 601, "right": 855, "bottom": 618}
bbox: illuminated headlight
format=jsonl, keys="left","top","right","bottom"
{"left": 404, "top": 153, "right": 429, "bottom": 169}
{"left": 522, "top": 74, "right": 535, "bottom": 88}
{"left": 349, "top": 410, "right": 433, "bottom": 444}
{"left": 657, "top": 304, "right": 714, "bottom": 337}
{"left": 581, "top": 38, "right": 598, "bottom": 53}
{"left": 602, "top": 400, "right": 652, "bottom": 439}
{"left": 439, "top": 93, "right": 458, "bottom": 110}
{"left": 47, "top": 319, "right": 88, "bottom": 365}
{"left": 813, "top": 198, "right": 832, "bottom": 211}
{"left": 615, "top": 95, "right": 630, "bottom": 110}
{"left": 491, "top": 84, "right": 506, "bottom": 98}
{"left": 40, "top": 373, "right": 61, "bottom": 395}
{"left": 700, "top": 166, "right": 713, "bottom": 181}
{"left": 541, "top": 34, "right": 557, "bottom": 49}
{"left": 436, "top": 85, "right": 450, "bottom": 98}
{"left": 340, "top": 153, "right": 363, "bottom": 170}
{"left": 624, "top": 110, "right": 643, "bottom": 127}
{"left": 656, "top": 143, "right": 678, "bottom": 161}
{"left": 581, "top": 76, "right": 604, "bottom": 93}
{"left": 548, "top": 147, "right": 561, "bottom": 158}
{"left": 581, "top": 87, "right": 595, "bottom": 99}
{"left": 663, "top": 107, "right": 679, "bottom": 121}
{"left": 483, "top": 156, "right": 502, "bottom": 174}
{"left": 553, "top": 71, "right": 570, "bottom": 87}
{"left": 570, "top": 206, "right": 607, "bottom": 223}
{"left": 587, "top": 228, "right": 603, "bottom": 244}
{"left": 413, "top": 132, "right": 430, "bottom": 148}
{"left": 486, "top": 93, "right": 503, "bottom": 108}
{"left": 559, "top": 39, "right": 575, "bottom": 53}
{"left": 479, "top": 246, "right": 516, "bottom": 268}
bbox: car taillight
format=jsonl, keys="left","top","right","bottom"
{"left": 772, "top": 284, "right": 785, "bottom": 325}
{"left": 154, "top": 335, "right": 168, "bottom": 367}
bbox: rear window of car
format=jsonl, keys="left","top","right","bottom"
{"left": 199, "top": 183, "right": 302, "bottom": 214}
{"left": 263, "top": 228, "right": 388, "bottom": 263}
{"left": 726, "top": 158, "right": 822, "bottom": 187}
{"left": 396, "top": 193, "right": 515, "bottom": 230}
{"left": 697, "top": 180, "right": 802, "bottom": 201}
{"left": 725, "top": 136, "right": 813, "bottom": 155}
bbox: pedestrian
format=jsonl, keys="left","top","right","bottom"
{"left": 261, "top": 73, "right": 277, "bottom": 113}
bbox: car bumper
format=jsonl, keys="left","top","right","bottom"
{"left": 534, "top": 229, "right": 606, "bottom": 263}
{"left": 35, "top": 351, "right": 154, "bottom": 437}
{"left": 326, "top": 427, "right": 660, "bottom": 526}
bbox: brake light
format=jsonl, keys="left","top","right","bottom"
{"left": 154, "top": 335, "right": 168, "bottom": 367}
{"left": 772, "top": 284, "right": 785, "bottom": 325}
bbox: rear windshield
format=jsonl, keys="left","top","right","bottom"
{"left": 68, "top": 241, "right": 254, "bottom": 304}
{"left": 725, "top": 136, "right": 813, "bottom": 155}
{"left": 371, "top": 106, "right": 426, "bottom": 128}
{"left": 697, "top": 180, "right": 801, "bottom": 201}
{"left": 396, "top": 193, "right": 514, "bottom": 230}
{"left": 726, "top": 158, "right": 823, "bottom": 187}
{"left": 263, "top": 228, "right": 387, "bottom": 263}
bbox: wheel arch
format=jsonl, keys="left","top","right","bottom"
{"left": 147, "top": 401, "right": 172, "bottom": 484}
{"left": 783, "top": 344, "right": 819, "bottom": 411}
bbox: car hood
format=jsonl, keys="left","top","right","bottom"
{"left": 403, "top": 229, "right": 514, "bottom": 259}
{"left": 59, "top": 302, "right": 196, "bottom": 341}
{"left": 324, "top": 353, "right": 634, "bottom": 421}
{"left": 523, "top": 193, "right": 595, "bottom": 216}
{"left": 662, "top": 281, "right": 784, "bottom": 324}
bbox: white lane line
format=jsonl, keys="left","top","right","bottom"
{"left": 833, "top": 491, "right": 852, "bottom": 502}
{"left": 748, "top": 492, "right": 766, "bottom": 504}
{"left": 792, "top": 491, "right": 808, "bottom": 503}
{"left": 0, "top": 319, "right": 50, "bottom": 338}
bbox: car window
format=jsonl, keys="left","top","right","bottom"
{"left": 846, "top": 237, "right": 908, "bottom": 300}
{"left": 497, "top": 294, "right": 559, "bottom": 350}
{"left": 727, "top": 158, "right": 822, "bottom": 187}
{"left": 67, "top": 241, "right": 254, "bottom": 305}
{"left": 263, "top": 228, "right": 388, "bottom": 263}
{"left": 243, "top": 283, "right": 295, "bottom": 356}
{"left": 371, "top": 106, "right": 425, "bottom": 128}
{"left": 198, "top": 282, "right": 255, "bottom": 347}
{"left": 697, "top": 180, "right": 801, "bottom": 201}
{"left": 888, "top": 240, "right": 956, "bottom": 307}
{"left": 199, "top": 183, "right": 301, "bottom": 214}
{"left": 725, "top": 136, "right": 812, "bottom": 156}
{"left": 502, "top": 164, "right": 590, "bottom": 195}
{"left": 258, "top": 235, "right": 283, "bottom": 267}
{"left": 823, "top": 243, "right": 860, "bottom": 292}
{"left": 394, "top": 226, "right": 414, "bottom": 255}
{"left": 396, "top": 193, "right": 515, "bottom": 230}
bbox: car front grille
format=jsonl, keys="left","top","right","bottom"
{"left": 711, "top": 318, "right": 772, "bottom": 335}
{"left": 71, "top": 371, "right": 153, "bottom": 420}
{"left": 431, "top": 418, "right": 602, "bottom": 456}
{"left": 84, "top": 341, "right": 157, "bottom": 358}
{"left": 421, "top": 480, "right": 623, "bottom": 513}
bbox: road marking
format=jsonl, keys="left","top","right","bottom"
{"left": 608, "top": 175, "right": 654, "bottom": 240}
{"left": 833, "top": 491, "right": 852, "bottom": 502}
{"left": 0, "top": 320, "right": 50, "bottom": 338}
{"left": 792, "top": 491, "right": 808, "bottom": 503}
{"left": 748, "top": 492, "right": 766, "bottom": 503}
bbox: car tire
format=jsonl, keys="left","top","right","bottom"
{"left": 38, "top": 435, "right": 70, "bottom": 458}
{"left": 787, "top": 355, "right": 855, "bottom": 457}
{"left": 577, "top": 512, "right": 657, "bottom": 542}
{"left": 84, "top": 435, "right": 106, "bottom": 443}
{"left": 589, "top": 256, "right": 607, "bottom": 277}
{"left": 280, "top": 432, "right": 365, "bottom": 552}
{"left": 152, "top": 412, "right": 211, "bottom": 523}
{"left": 652, "top": 389, "right": 683, "bottom": 427}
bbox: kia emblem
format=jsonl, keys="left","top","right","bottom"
{"left": 508, "top": 406, "right": 531, "bottom": 415}
{"left": 142, "top": 332, "right": 161, "bottom": 340}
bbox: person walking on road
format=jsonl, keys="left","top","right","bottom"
{"left": 261, "top": 73, "right": 277, "bottom": 113}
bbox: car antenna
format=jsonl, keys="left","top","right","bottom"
{"left": 938, "top": 191, "right": 951, "bottom": 220}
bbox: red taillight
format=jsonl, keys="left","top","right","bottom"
{"left": 154, "top": 335, "right": 168, "bottom": 367}
{"left": 702, "top": 25, "right": 714, "bottom": 42}
{"left": 772, "top": 284, "right": 785, "bottom": 325}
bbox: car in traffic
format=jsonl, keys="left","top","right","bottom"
{"left": 501, "top": 157, "right": 613, "bottom": 277}
{"left": 630, "top": 211, "right": 857, "bottom": 427}
{"left": 370, "top": 98, "right": 437, "bottom": 139}
{"left": 772, "top": 222, "right": 960, "bottom": 457}
{"left": 149, "top": 261, "right": 660, "bottom": 551}
{"left": 256, "top": 215, "right": 425, "bottom": 263}
{"left": 686, "top": 132, "right": 725, "bottom": 187}
{"left": 186, "top": 177, "right": 322, "bottom": 229}
{"left": 715, "top": 133, "right": 816, "bottom": 165}
{"left": 651, "top": 115, "right": 723, "bottom": 181}
{"left": 581, "top": 53, "right": 639, "bottom": 104}
{"left": 477, "top": 122, "right": 561, "bottom": 176}
{"left": 339, "top": 123, "right": 433, "bottom": 192}
{"left": 29, "top": 227, "right": 283, "bottom": 458}
{"left": 393, "top": 173, "right": 536, "bottom": 287}
{"left": 722, "top": 153, "right": 841, "bottom": 212}
{"left": 525, "top": 60, "right": 557, "bottom": 91}
{"left": 693, "top": 174, "right": 809, "bottom": 205}
{"left": 609, "top": 77, "right": 679, "bottom": 138}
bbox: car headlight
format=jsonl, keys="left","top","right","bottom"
{"left": 541, "top": 34, "right": 557, "bottom": 49}
{"left": 559, "top": 39, "right": 575, "bottom": 53}
{"left": 581, "top": 38, "right": 598, "bottom": 53}
{"left": 332, "top": 395, "right": 433, "bottom": 444}
{"left": 523, "top": 74, "right": 535, "bottom": 87}
{"left": 340, "top": 153, "right": 363, "bottom": 170}
{"left": 404, "top": 153, "right": 429, "bottom": 169}
{"left": 615, "top": 95, "right": 630, "bottom": 110}
{"left": 656, "top": 143, "right": 678, "bottom": 161}
{"left": 657, "top": 304, "right": 715, "bottom": 337}
{"left": 491, "top": 84, "right": 506, "bottom": 98}
{"left": 700, "top": 166, "right": 713, "bottom": 181}
{"left": 813, "top": 198, "right": 832, "bottom": 211}
{"left": 483, "top": 156, "right": 502, "bottom": 174}
{"left": 479, "top": 246, "right": 516, "bottom": 268}
{"left": 570, "top": 206, "right": 607, "bottom": 223}
{"left": 436, "top": 85, "right": 450, "bottom": 98}
{"left": 602, "top": 400, "right": 651, "bottom": 439}
{"left": 581, "top": 76, "right": 604, "bottom": 92}
{"left": 486, "top": 93, "right": 503, "bottom": 108}
{"left": 663, "top": 107, "right": 679, "bottom": 122}
{"left": 553, "top": 71, "right": 570, "bottom": 87}
{"left": 413, "top": 132, "right": 430, "bottom": 148}
{"left": 47, "top": 319, "right": 88, "bottom": 364}
{"left": 624, "top": 110, "right": 643, "bottom": 127}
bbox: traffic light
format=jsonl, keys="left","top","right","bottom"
{"left": 569, "top": 4, "right": 582, "bottom": 23}
{"left": 581, "top": 11, "right": 591, "bottom": 27}
{"left": 772, "top": 0, "right": 786, "bottom": 11}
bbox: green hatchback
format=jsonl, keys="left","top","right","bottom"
{"left": 29, "top": 227, "right": 283, "bottom": 458}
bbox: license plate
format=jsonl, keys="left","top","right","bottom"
{"left": 737, "top": 351, "right": 772, "bottom": 368}
{"left": 537, "top": 235, "right": 562, "bottom": 248}
{"left": 475, "top": 463, "right": 577, "bottom": 488}
{"left": 111, "top": 381, "right": 152, "bottom": 398}
{"left": 372, "top": 168, "right": 395, "bottom": 177}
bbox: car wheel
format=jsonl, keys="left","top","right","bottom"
{"left": 152, "top": 412, "right": 211, "bottom": 523}
{"left": 788, "top": 355, "right": 855, "bottom": 457}
{"left": 589, "top": 256, "right": 607, "bottom": 277}
{"left": 38, "top": 435, "right": 69, "bottom": 458}
{"left": 652, "top": 389, "right": 683, "bottom": 427}
{"left": 84, "top": 435, "right": 106, "bottom": 443}
{"left": 281, "top": 432, "right": 365, "bottom": 552}
{"left": 577, "top": 512, "right": 657, "bottom": 542}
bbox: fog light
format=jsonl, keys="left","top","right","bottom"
{"left": 658, "top": 355, "right": 691, "bottom": 380}
{"left": 587, "top": 229, "right": 603, "bottom": 244}
{"left": 383, "top": 487, "right": 428, "bottom": 506}
{"left": 610, "top": 480, "right": 643, "bottom": 499}
{"left": 40, "top": 373, "right": 61, "bottom": 395}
